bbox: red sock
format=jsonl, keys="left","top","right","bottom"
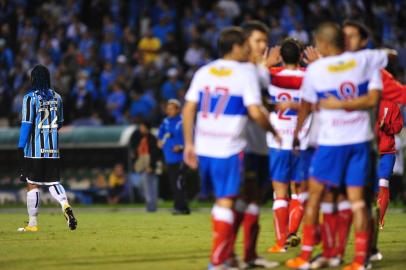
{"left": 336, "top": 201, "right": 353, "bottom": 258}
{"left": 300, "top": 224, "right": 316, "bottom": 261}
{"left": 353, "top": 231, "right": 369, "bottom": 265}
{"left": 243, "top": 203, "right": 259, "bottom": 262}
{"left": 320, "top": 203, "right": 337, "bottom": 258}
{"left": 211, "top": 205, "right": 234, "bottom": 266}
{"left": 228, "top": 202, "right": 245, "bottom": 256}
{"left": 273, "top": 198, "right": 289, "bottom": 247}
{"left": 377, "top": 183, "right": 390, "bottom": 226}
{"left": 288, "top": 198, "right": 304, "bottom": 235}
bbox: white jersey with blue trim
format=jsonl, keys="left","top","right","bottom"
{"left": 301, "top": 49, "right": 388, "bottom": 146}
{"left": 185, "top": 59, "right": 262, "bottom": 158}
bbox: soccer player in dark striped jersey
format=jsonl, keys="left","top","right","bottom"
{"left": 17, "top": 65, "right": 77, "bottom": 232}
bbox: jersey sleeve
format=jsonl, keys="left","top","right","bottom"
{"left": 241, "top": 65, "right": 261, "bottom": 106}
{"left": 57, "top": 96, "right": 64, "bottom": 124}
{"left": 157, "top": 122, "right": 166, "bottom": 140}
{"left": 363, "top": 49, "right": 388, "bottom": 74}
{"left": 368, "top": 69, "right": 383, "bottom": 91}
{"left": 185, "top": 69, "right": 202, "bottom": 103}
{"left": 300, "top": 69, "right": 318, "bottom": 103}
{"left": 21, "top": 95, "right": 34, "bottom": 124}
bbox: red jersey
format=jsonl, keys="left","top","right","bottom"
{"left": 381, "top": 69, "right": 406, "bottom": 104}
{"left": 376, "top": 99, "right": 403, "bottom": 154}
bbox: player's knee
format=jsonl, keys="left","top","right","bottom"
{"left": 351, "top": 200, "right": 366, "bottom": 212}
{"left": 216, "top": 198, "right": 234, "bottom": 208}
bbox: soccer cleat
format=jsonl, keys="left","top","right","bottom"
{"left": 244, "top": 257, "right": 279, "bottom": 269}
{"left": 208, "top": 263, "right": 239, "bottom": 270}
{"left": 379, "top": 223, "right": 384, "bottom": 230}
{"left": 286, "top": 233, "right": 301, "bottom": 247}
{"left": 328, "top": 256, "right": 344, "bottom": 267}
{"left": 286, "top": 257, "right": 310, "bottom": 269}
{"left": 342, "top": 262, "right": 365, "bottom": 270}
{"left": 63, "top": 205, "right": 77, "bottom": 230}
{"left": 267, "top": 244, "right": 287, "bottom": 253}
{"left": 310, "top": 255, "right": 328, "bottom": 269}
{"left": 17, "top": 225, "right": 39, "bottom": 232}
{"left": 369, "top": 250, "right": 383, "bottom": 261}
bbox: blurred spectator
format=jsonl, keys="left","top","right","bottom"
{"left": 100, "top": 62, "right": 116, "bottom": 98}
{"left": 132, "top": 122, "right": 161, "bottom": 212}
{"left": 288, "top": 22, "right": 309, "bottom": 44}
{"left": 100, "top": 33, "right": 122, "bottom": 65}
{"left": 129, "top": 91, "right": 156, "bottom": 122}
{"left": 108, "top": 164, "right": 126, "bottom": 204}
{"left": 184, "top": 41, "right": 205, "bottom": 67}
{"left": 138, "top": 29, "right": 161, "bottom": 64}
{"left": 160, "top": 68, "right": 184, "bottom": 100}
{"left": 106, "top": 82, "right": 127, "bottom": 124}
{"left": 0, "top": 38, "right": 13, "bottom": 70}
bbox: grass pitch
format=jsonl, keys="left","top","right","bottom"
{"left": 0, "top": 207, "right": 405, "bottom": 270}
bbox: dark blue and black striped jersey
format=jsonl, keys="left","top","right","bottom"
{"left": 21, "top": 90, "right": 63, "bottom": 158}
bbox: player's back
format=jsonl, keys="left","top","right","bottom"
{"left": 22, "top": 89, "right": 63, "bottom": 158}
{"left": 185, "top": 59, "right": 261, "bottom": 158}
{"left": 267, "top": 67, "right": 310, "bottom": 150}
{"left": 302, "top": 49, "right": 387, "bottom": 145}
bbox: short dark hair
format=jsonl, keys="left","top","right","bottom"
{"left": 315, "top": 22, "right": 345, "bottom": 51}
{"left": 218, "top": 26, "right": 246, "bottom": 57}
{"left": 343, "top": 20, "right": 370, "bottom": 41}
{"left": 280, "top": 38, "right": 303, "bottom": 65}
{"left": 241, "top": 20, "right": 270, "bottom": 38}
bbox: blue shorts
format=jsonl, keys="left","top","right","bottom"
{"left": 269, "top": 148, "right": 301, "bottom": 183}
{"left": 299, "top": 147, "right": 316, "bottom": 181}
{"left": 377, "top": 153, "right": 396, "bottom": 179}
{"left": 244, "top": 152, "right": 269, "bottom": 187}
{"left": 198, "top": 154, "right": 243, "bottom": 198}
{"left": 310, "top": 142, "right": 371, "bottom": 187}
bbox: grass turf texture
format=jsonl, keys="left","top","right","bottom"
{"left": 0, "top": 209, "right": 405, "bottom": 270}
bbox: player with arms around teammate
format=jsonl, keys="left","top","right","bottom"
{"left": 286, "top": 23, "right": 388, "bottom": 270}
{"left": 267, "top": 38, "right": 310, "bottom": 253}
{"left": 18, "top": 65, "right": 77, "bottom": 232}
{"left": 182, "top": 27, "right": 280, "bottom": 270}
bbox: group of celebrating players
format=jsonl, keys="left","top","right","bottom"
{"left": 183, "top": 20, "right": 404, "bottom": 270}
{"left": 16, "top": 17, "right": 404, "bottom": 270}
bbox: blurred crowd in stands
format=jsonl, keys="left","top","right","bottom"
{"left": 1, "top": 0, "right": 406, "bottom": 127}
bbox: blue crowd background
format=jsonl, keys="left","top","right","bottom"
{"left": 0, "top": 0, "right": 406, "bottom": 128}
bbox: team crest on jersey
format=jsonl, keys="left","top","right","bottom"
{"left": 338, "top": 81, "right": 358, "bottom": 100}
{"left": 327, "top": 59, "right": 357, "bottom": 72}
{"left": 209, "top": 67, "right": 232, "bottom": 77}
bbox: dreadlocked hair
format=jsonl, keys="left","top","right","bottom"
{"left": 31, "top": 64, "right": 52, "bottom": 100}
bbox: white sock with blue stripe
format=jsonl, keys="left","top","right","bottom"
{"left": 27, "top": 188, "right": 40, "bottom": 226}
{"left": 49, "top": 184, "right": 69, "bottom": 209}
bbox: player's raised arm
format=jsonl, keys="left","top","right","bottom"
{"left": 182, "top": 101, "right": 198, "bottom": 169}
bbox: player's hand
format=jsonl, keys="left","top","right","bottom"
{"left": 304, "top": 46, "right": 321, "bottom": 64}
{"left": 184, "top": 143, "right": 198, "bottom": 169}
{"left": 157, "top": 140, "right": 164, "bottom": 148}
{"left": 319, "top": 95, "right": 343, "bottom": 110}
{"left": 262, "top": 46, "right": 281, "bottom": 68}
{"left": 277, "top": 101, "right": 293, "bottom": 111}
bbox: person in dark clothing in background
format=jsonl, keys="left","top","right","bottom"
{"left": 158, "top": 99, "right": 190, "bottom": 215}
{"left": 132, "top": 121, "right": 162, "bottom": 212}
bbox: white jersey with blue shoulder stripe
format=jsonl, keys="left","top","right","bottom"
{"left": 185, "top": 59, "right": 262, "bottom": 158}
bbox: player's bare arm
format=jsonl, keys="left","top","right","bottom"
{"left": 182, "top": 101, "right": 198, "bottom": 169}
{"left": 293, "top": 100, "right": 312, "bottom": 149}
{"left": 320, "top": 89, "right": 381, "bottom": 110}
{"left": 247, "top": 105, "right": 282, "bottom": 145}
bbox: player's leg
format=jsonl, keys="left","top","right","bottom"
{"left": 202, "top": 154, "right": 241, "bottom": 269}
{"left": 376, "top": 153, "right": 396, "bottom": 229}
{"left": 342, "top": 143, "right": 371, "bottom": 270}
{"left": 46, "top": 159, "right": 77, "bottom": 230}
{"left": 18, "top": 183, "right": 41, "bottom": 232}
{"left": 267, "top": 149, "right": 291, "bottom": 253}
{"left": 335, "top": 193, "right": 352, "bottom": 260}
{"left": 286, "top": 178, "right": 325, "bottom": 269}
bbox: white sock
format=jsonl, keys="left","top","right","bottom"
{"left": 48, "top": 184, "right": 69, "bottom": 209}
{"left": 27, "top": 189, "right": 40, "bottom": 226}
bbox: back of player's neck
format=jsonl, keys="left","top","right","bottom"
{"left": 284, "top": 64, "right": 299, "bottom": 70}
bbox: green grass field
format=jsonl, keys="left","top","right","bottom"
{"left": 0, "top": 208, "right": 405, "bottom": 270}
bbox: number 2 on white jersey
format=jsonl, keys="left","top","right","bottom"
{"left": 277, "top": 92, "right": 292, "bottom": 120}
